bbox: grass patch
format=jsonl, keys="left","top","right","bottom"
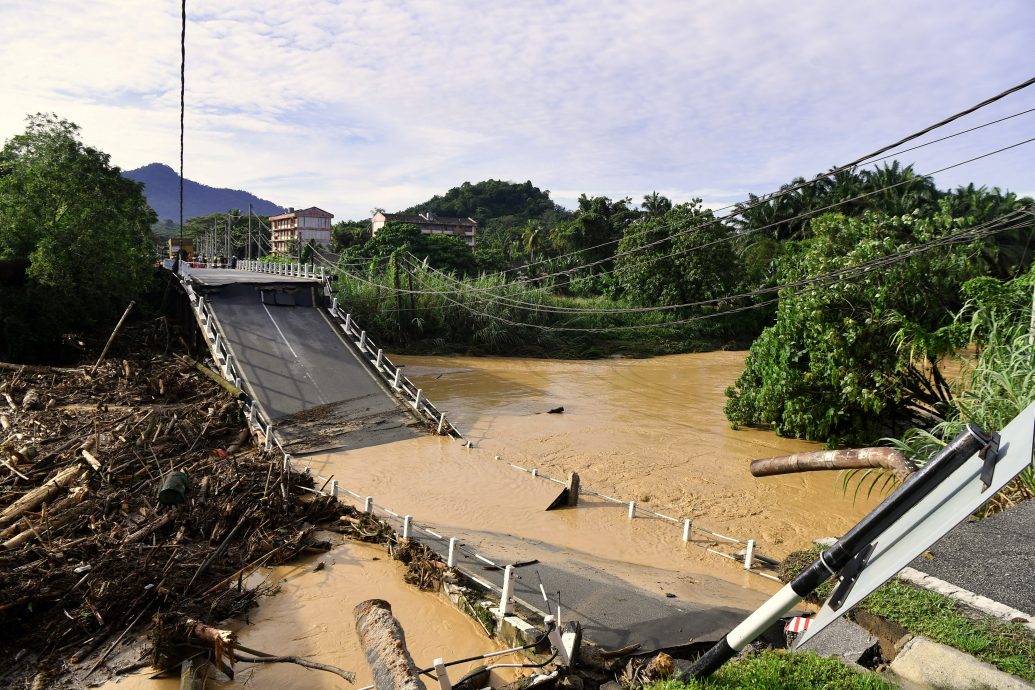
{"left": 780, "top": 546, "right": 1035, "bottom": 681}
{"left": 646, "top": 650, "right": 893, "bottom": 690}
{"left": 863, "top": 580, "right": 1035, "bottom": 681}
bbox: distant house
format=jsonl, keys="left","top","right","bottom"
{"left": 371, "top": 211, "right": 477, "bottom": 248}
{"left": 270, "top": 207, "right": 334, "bottom": 255}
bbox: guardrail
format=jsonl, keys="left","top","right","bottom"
{"left": 507, "top": 462, "right": 780, "bottom": 582}
{"left": 324, "top": 301, "right": 463, "bottom": 440}
{"left": 237, "top": 259, "right": 324, "bottom": 280}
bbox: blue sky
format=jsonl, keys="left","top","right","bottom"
{"left": 2, "top": 1, "right": 1034, "bottom": 220}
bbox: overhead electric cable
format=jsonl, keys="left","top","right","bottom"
{"left": 841, "top": 74, "right": 1035, "bottom": 169}
{"left": 332, "top": 207, "right": 1032, "bottom": 331}
{"left": 457, "top": 83, "right": 1035, "bottom": 282}
{"left": 332, "top": 136, "right": 1035, "bottom": 308}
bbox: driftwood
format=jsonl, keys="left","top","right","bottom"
{"left": 353, "top": 599, "right": 425, "bottom": 690}
{"left": 234, "top": 653, "right": 357, "bottom": 683}
{"left": 0, "top": 463, "right": 86, "bottom": 527}
{"left": 174, "top": 355, "right": 245, "bottom": 400}
{"left": 90, "top": 301, "right": 135, "bottom": 374}
{"left": 750, "top": 447, "right": 917, "bottom": 481}
{"left": 0, "top": 320, "right": 354, "bottom": 688}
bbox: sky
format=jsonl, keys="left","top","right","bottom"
{"left": 2, "top": 1, "right": 1034, "bottom": 220}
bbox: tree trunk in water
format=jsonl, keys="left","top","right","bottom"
{"left": 750, "top": 447, "right": 916, "bottom": 481}
{"left": 353, "top": 599, "right": 426, "bottom": 690}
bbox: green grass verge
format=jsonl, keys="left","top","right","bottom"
{"left": 781, "top": 546, "right": 1035, "bottom": 682}
{"left": 646, "top": 650, "right": 893, "bottom": 690}
{"left": 863, "top": 579, "right": 1035, "bottom": 681}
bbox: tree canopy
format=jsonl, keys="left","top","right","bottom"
{"left": 0, "top": 114, "right": 156, "bottom": 360}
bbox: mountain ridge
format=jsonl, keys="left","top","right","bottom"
{"left": 123, "top": 163, "right": 284, "bottom": 221}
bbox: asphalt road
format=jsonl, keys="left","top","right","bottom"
{"left": 372, "top": 509, "right": 762, "bottom": 653}
{"left": 200, "top": 280, "right": 418, "bottom": 452}
{"left": 909, "top": 498, "right": 1035, "bottom": 614}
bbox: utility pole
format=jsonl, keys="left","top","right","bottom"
{"left": 247, "top": 204, "right": 253, "bottom": 261}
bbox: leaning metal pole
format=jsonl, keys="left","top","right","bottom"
{"left": 680, "top": 423, "right": 991, "bottom": 680}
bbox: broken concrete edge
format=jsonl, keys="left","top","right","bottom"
{"left": 887, "top": 635, "right": 1035, "bottom": 690}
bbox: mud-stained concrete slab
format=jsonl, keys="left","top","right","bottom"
{"left": 275, "top": 397, "right": 423, "bottom": 455}
{"left": 204, "top": 284, "right": 420, "bottom": 451}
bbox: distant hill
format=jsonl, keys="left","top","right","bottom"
{"left": 123, "top": 163, "right": 284, "bottom": 221}
{"left": 404, "top": 179, "right": 569, "bottom": 229}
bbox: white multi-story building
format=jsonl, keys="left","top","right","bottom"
{"left": 270, "top": 207, "right": 334, "bottom": 255}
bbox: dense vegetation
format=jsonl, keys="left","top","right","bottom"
{"left": 333, "top": 166, "right": 1033, "bottom": 446}
{"left": 0, "top": 114, "right": 157, "bottom": 361}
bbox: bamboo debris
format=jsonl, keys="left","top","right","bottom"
{"left": 0, "top": 321, "right": 352, "bottom": 688}
{"left": 354, "top": 599, "right": 425, "bottom": 690}
{"left": 750, "top": 447, "right": 917, "bottom": 481}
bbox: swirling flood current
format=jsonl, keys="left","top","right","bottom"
{"left": 104, "top": 351, "right": 879, "bottom": 689}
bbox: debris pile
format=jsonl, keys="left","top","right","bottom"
{"left": 0, "top": 323, "right": 349, "bottom": 686}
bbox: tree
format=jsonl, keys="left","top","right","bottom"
{"left": 0, "top": 113, "right": 156, "bottom": 360}
{"left": 344, "top": 222, "right": 477, "bottom": 276}
{"left": 614, "top": 200, "right": 741, "bottom": 308}
{"left": 724, "top": 211, "right": 989, "bottom": 445}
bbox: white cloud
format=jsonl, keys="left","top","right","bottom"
{"left": 3, "top": 0, "right": 1034, "bottom": 219}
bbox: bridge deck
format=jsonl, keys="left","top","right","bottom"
{"left": 198, "top": 277, "right": 419, "bottom": 453}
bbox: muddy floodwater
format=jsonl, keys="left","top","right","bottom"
{"left": 101, "top": 538, "right": 523, "bottom": 690}
{"left": 304, "top": 351, "right": 882, "bottom": 599}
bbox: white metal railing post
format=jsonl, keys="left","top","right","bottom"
{"left": 744, "top": 539, "right": 755, "bottom": 571}
{"left": 433, "top": 659, "right": 451, "bottom": 690}
{"left": 330, "top": 480, "right": 339, "bottom": 498}
{"left": 375, "top": 348, "right": 383, "bottom": 370}
{"left": 544, "top": 615, "right": 572, "bottom": 668}
{"left": 392, "top": 367, "right": 402, "bottom": 390}
{"left": 499, "top": 565, "right": 514, "bottom": 615}
{"left": 437, "top": 413, "right": 446, "bottom": 435}
{"left": 413, "top": 388, "right": 422, "bottom": 410}
{"left": 682, "top": 519, "right": 692, "bottom": 542}
{"left": 358, "top": 330, "right": 367, "bottom": 351}
{"left": 331, "top": 297, "right": 338, "bottom": 315}
{"left": 447, "top": 538, "right": 457, "bottom": 567}
{"left": 282, "top": 453, "right": 291, "bottom": 472}
{"left": 402, "top": 515, "right": 412, "bottom": 539}
{"left": 364, "top": 496, "right": 373, "bottom": 514}
{"left": 320, "top": 266, "right": 325, "bottom": 280}
{"left": 628, "top": 501, "right": 636, "bottom": 519}
{"left": 344, "top": 313, "right": 353, "bottom": 334}
{"left": 264, "top": 423, "right": 272, "bottom": 451}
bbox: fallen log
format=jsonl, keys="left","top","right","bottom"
{"left": 750, "top": 447, "right": 916, "bottom": 481}
{"left": 0, "top": 463, "right": 87, "bottom": 527}
{"left": 353, "top": 599, "right": 425, "bottom": 690}
{"left": 174, "top": 355, "right": 245, "bottom": 400}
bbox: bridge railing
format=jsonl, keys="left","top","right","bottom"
{"left": 325, "top": 298, "right": 462, "bottom": 440}
{"left": 236, "top": 259, "right": 324, "bottom": 281}
{"left": 181, "top": 278, "right": 246, "bottom": 393}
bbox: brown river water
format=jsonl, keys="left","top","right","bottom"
{"left": 101, "top": 351, "right": 880, "bottom": 688}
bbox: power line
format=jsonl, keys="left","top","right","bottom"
{"left": 841, "top": 75, "right": 1035, "bottom": 169}
{"left": 472, "top": 135, "right": 1035, "bottom": 299}
{"left": 332, "top": 208, "right": 1032, "bottom": 332}
{"left": 456, "top": 80, "right": 1035, "bottom": 282}
{"left": 330, "top": 135, "right": 1035, "bottom": 309}
{"left": 178, "top": 0, "right": 186, "bottom": 244}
